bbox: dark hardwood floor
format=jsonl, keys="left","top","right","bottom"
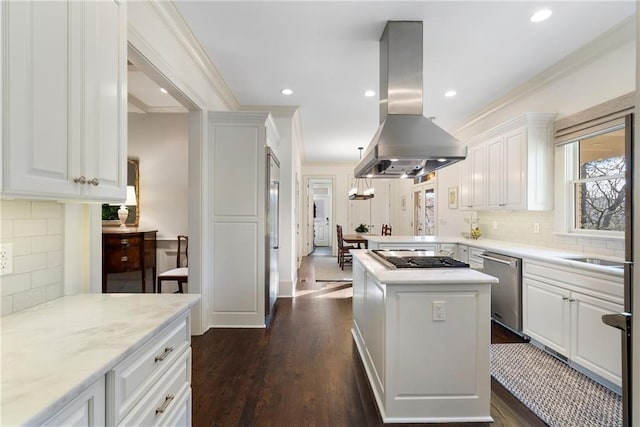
{"left": 192, "top": 256, "right": 547, "bottom": 426}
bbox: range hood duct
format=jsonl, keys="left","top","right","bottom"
{"left": 355, "top": 21, "right": 467, "bottom": 179}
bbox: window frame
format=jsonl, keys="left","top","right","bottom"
{"left": 553, "top": 93, "right": 633, "bottom": 239}
{"left": 561, "top": 124, "right": 626, "bottom": 237}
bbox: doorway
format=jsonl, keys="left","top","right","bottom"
{"left": 305, "top": 177, "right": 334, "bottom": 256}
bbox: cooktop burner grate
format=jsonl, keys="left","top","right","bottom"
{"left": 369, "top": 250, "right": 470, "bottom": 269}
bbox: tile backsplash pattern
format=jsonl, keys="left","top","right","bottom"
{"left": 1, "top": 200, "right": 64, "bottom": 316}
{"left": 477, "top": 211, "right": 625, "bottom": 258}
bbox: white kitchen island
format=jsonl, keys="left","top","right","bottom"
{"left": 351, "top": 250, "right": 498, "bottom": 423}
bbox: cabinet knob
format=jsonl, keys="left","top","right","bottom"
{"left": 562, "top": 296, "right": 569, "bottom": 301}
{"left": 121, "top": 256, "right": 128, "bottom": 262}
{"left": 569, "top": 298, "right": 576, "bottom": 303}
{"left": 73, "top": 176, "right": 86, "bottom": 184}
{"left": 87, "top": 178, "right": 99, "bottom": 186}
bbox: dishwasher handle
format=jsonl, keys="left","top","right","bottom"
{"left": 479, "top": 253, "right": 519, "bottom": 268}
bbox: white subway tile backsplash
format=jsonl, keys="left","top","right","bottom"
{"left": 1, "top": 201, "right": 64, "bottom": 315}
{"left": 31, "top": 235, "right": 62, "bottom": 253}
{"left": 0, "top": 200, "right": 32, "bottom": 219}
{"left": 1, "top": 273, "right": 33, "bottom": 296}
{"left": 1, "top": 220, "right": 13, "bottom": 239}
{"left": 31, "top": 267, "right": 61, "bottom": 288}
{"left": 46, "top": 283, "right": 62, "bottom": 301}
{"left": 48, "top": 251, "right": 62, "bottom": 268}
{"left": 12, "top": 287, "right": 46, "bottom": 312}
{"left": 32, "top": 201, "right": 62, "bottom": 218}
{"left": 13, "top": 253, "right": 48, "bottom": 275}
{"left": 47, "top": 218, "right": 62, "bottom": 235}
{"left": 1, "top": 296, "right": 13, "bottom": 316}
{"left": 478, "top": 210, "right": 622, "bottom": 258}
{"left": 13, "top": 219, "right": 47, "bottom": 237}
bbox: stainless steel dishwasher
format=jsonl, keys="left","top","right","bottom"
{"left": 479, "top": 251, "right": 523, "bottom": 334}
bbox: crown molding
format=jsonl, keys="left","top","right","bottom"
{"left": 128, "top": 94, "right": 149, "bottom": 113}
{"left": 452, "top": 15, "right": 636, "bottom": 136}
{"left": 128, "top": 93, "right": 188, "bottom": 114}
{"left": 149, "top": 1, "right": 240, "bottom": 111}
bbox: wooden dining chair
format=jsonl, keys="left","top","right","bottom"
{"left": 156, "top": 235, "right": 188, "bottom": 293}
{"left": 382, "top": 224, "right": 392, "bottom": 236}
{"left": 337, "top": 225, "right": 357, "bottom": 270}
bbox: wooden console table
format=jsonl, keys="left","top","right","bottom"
{"left": 102, "top": 228, "right": 157, "bottom": 293}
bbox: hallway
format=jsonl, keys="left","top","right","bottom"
{"left": 191, "top": 256, "right": 545, "bottom": 426}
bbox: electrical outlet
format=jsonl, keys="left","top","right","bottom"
{"left": 432, "top": 301, "right": 446, "bottom": 321}
{"left": 533, "top": 223, "right": 540, "bottom": 234}
{"left": 1, "top": 243, "right": 13, "bottom": 275}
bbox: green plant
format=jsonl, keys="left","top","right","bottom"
{"left": 102, "top": 204, "right": 119, "bottom": 220}
{"left": 355, "top": 223, "right": 369, "bottom": 233}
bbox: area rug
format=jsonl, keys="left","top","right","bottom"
{"left": 312, "top": 255, "right": 352, "bottom": 282}
{"left": 490, "top": 343, "right": 622, "bottom": 427}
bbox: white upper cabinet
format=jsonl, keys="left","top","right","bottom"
{"left": 1, "top": 0, "right": 127, "bottom": 201}
{"left": 459, "top": 141, "right": 487, "bottom": 210}
{"left": 460, "top": 113, "right": 556, "bottom": 211}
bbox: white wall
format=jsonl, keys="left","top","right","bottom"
{"left": 128, "top": 113, "right": 189, "bottom": 239}
{"left": 1, "top": 201, "right": 64, "bottom": 315}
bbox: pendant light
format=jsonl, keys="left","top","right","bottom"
{"left": 349, "top": 147, "right": 375, "bottom": 200}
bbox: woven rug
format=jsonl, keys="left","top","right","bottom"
{"left": 491, "top": 343, "right": 622, "bottom": 427}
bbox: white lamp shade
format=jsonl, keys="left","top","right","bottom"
{"left": 125, "top": 186, "right": 137, "bottom": 206}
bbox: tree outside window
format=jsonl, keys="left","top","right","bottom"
{"left": 572, "top": 128, "right": 626, "bottom": 232}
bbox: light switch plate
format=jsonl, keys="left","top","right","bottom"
{"left": 1, "top": 243, "right": 13, "bottom": 275}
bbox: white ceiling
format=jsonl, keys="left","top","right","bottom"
{"left": 130, "top": 1, "right": 635, "bottom": 163}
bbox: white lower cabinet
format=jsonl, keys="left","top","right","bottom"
{"left": 523, "top": 277, "right": 571, "bottom": 355}
{"left": 107, "top": 313, "right": 192, "bottom": 426}
{"left": 523, "top": 260, "right": 623, "bottom": 386}
{"left": 42, "top": 377, "right": 106, "bottom": 427}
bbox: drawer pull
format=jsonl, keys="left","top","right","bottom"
{"left": 120, "top": 239, "right": 128, "bottom": 245}
{"left": 121, "top": 256, "right": 128, "bottom": 262}
{"left": 154, "top": 346, "right": 174, "bottom": 362}
{"left": 562, "top": 296, "right": 569, "bottom": 301}
{"left": 155, "top": 394, "right": 175, "bottom": 415}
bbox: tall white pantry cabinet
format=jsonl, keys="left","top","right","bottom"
{"left": 1, "top": 0, "right": 127, "bottom": 201}
{"left": 208, "top": 112, "right": 280, "bottom": 327}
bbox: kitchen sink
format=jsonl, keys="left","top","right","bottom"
{"left": 565, "top": 257, "right": 625, "bottom": 268}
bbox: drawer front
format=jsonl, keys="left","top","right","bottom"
{"left": 104, "top": 236, "right": 142, "bottom": 272}
{"left": 118, "top": 348, "right": 191, "bottom": 427}
{"left": 523, "top": 259, "right": 623, "bottom": 302}
{"left": 110, "top": 314, "right": 190, "bottom": 424}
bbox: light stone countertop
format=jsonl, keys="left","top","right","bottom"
{"left": 352, "top": 250, "right": 498, "bottom": 285}
{"left": 363, "top": 235, "right": 625, "bottom": 276}
{"left": 0, "top": 293, "right": 200, "bottom": 427}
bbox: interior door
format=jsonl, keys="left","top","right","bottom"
{"left": 313, "top": 193, "right": 331, "bottom": 246}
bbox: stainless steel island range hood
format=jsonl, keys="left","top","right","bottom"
{"left": 355, "top": 21, "right": 467, "bottom": 179}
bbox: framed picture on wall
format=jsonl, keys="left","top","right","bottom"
{"left": 448, "top": 186, "right": 458, "bottom": 209}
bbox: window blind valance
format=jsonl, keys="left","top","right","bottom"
{"left": 554, "top": 92, "right": 634, "bottom": 145}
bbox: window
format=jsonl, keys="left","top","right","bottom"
{"left": 565, "top": 126, "right": 626, "bottom": 234}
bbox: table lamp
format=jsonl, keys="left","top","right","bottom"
{"left": 117, "top": 186, "right": 137, "bottom": 228}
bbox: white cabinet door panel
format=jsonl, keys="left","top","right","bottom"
{"left": 572, "top": 294, "right": 623, "bottom": 385}
{"left": 523, "top": 277, "right": 571, "bottom": 356}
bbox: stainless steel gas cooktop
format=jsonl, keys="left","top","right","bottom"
{"left": 368, "top": 249, "right": 470, "bottom": 269}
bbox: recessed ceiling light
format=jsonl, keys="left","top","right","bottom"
{"left": 281, "top": 88, "right": 293, "bottom": 95}
{"left": 530, "top": 9, "right": 552, "bottom": 23}
{"left": 444, "top": 90, "right": 457, "bottom": 98}
{"left": 364, "top": 90, "right": 376, "bottom": 97}
{"left": 437, "top": 158, "right": 447, "bottom": 162}
{"left": 160, "top": 88, "right": 168, "bottom": 94}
